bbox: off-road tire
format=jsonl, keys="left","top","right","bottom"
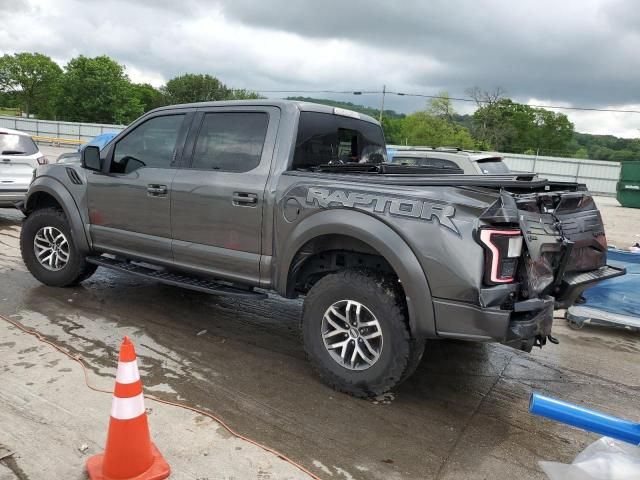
{"left": 302, "top": 270, "right": 425, "bottom": 398}
{"left": 20, "top": 208, "right": 97, "bottom": 287}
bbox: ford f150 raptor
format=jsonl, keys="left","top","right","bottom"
{"left": 18, "top": 100, "right": 624, "bottom": 397}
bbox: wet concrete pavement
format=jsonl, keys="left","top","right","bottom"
{"left": 1, "top": 207, "right": 639, "bottom": 479}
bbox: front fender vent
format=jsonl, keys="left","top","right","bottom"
{"left": 66, "top": 167, "right": 83, "bottom": 185}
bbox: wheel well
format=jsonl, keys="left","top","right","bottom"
{"left": 26, "top": 192, "right": 63, "bottom": 214}
{"left": 287, "top": 234, "right": 397, "bottom": 297}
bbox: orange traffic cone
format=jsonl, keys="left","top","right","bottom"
{"left": 86, "top": 336, "right": 170, "bottom": 480}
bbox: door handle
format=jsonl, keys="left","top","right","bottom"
{"left": 232, "top": 192, "right": 258, "bottom": 206}
{"left": 147, "top": 184, "right": 167, "bottom": 196}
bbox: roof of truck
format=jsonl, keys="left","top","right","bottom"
{"left": 150, "top": 99, "right": 380, "bottom": 125}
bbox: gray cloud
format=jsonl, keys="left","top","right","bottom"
{"left": 0, "top": 0, "right": 639, "bottom": 136}
{"left": 218, "top": 0, "right": 640, "bottom": 107}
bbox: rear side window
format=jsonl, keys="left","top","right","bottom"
{"left": 478, "top": 158, "right": 510, "bottom": 174}
{"left": 111, "top": 114, "right": 185, "bottom": 173}
{"left": 292, "top": 112, "right": 386, "bottom": 169}
{"left": 191, "top": 112, "right": 269, "bottom": 172}
{"left": 0, "top": 133, "right": 38, "bottom": 155}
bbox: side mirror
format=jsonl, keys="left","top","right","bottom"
{"left": 81, "top": 145, "right": 102, "bottom": 172}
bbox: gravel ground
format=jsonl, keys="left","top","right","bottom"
{"left": 594, "top": 196, "right": 640, "bottom": 249}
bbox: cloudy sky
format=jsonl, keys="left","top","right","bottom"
{"left": 1, "top": 0, "right": 639, "bottom": 137}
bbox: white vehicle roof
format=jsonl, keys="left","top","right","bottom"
{"left": 387, "top": 146, "right": 503, "bottom": 163}
{"left": 0, "top": 127, "right": 32, "bottom": 137}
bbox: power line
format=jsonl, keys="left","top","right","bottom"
{"left": 386, "top": 91, "right": 640, "bottom": 114}
{"left": 253, "top": 88, "right": 640, "bottom": 115}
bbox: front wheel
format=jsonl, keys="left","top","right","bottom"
{"left": 20, "top": 208, "right": 97, "bottom": 287}
{"left": 302, "top": 270, "right": 424, "bottom": 397}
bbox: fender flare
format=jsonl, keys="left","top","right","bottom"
{"left": 277, "top": 209, "right": 436, "bottom": 337}
{"left": 25, "top": 177, "right": 91, "bottom": 254}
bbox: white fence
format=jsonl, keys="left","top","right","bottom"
{"left": 1, "top": 115, "right": 621, "bottom": 195}
{"left": 501, "top": 153, "right": 620, "bottom": 196}
{"left": 0, "top": 115, "right": 125, "bottom": 143}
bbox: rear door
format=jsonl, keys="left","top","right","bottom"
{"left": 171, "top": 106, "right": 280, "bottom": 285}
{"left": 87, "top": 111, "right": 192, "bottom": 263}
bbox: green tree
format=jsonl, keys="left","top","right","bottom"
{"left": 132, "top": 83, "right": 166, "bottom": 112}
{"left": 529, "top": 108, "right": 574, "bottom": 155}
{"left": 401, "top": 111, "right": 476, "bottom": 148}
{"left": 161, "top": 74, "right": 231, "bottom": 104}
{"left": 229, "top": 88, "right": 263, "bottom": 100}
{"left": 381, "top": 117, "right": 405, "bottom": 144}
{"left": 0, "top": 52, "right": 62, "bottom": 117}
{"left": 471, "top": 98, "right": 574, "bottom": 155}
{"left": 571, "top": 147, "right": 589, "bottom": 159}
{"left": 56, "top": 55, "right": 142, "bottom": 124}
{"left": 427, "top": 91, "right": 455, "bottom": 121}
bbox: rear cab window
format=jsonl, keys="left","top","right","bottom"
{"left": 291, "top": 111, "right": 386, "bottom": 170}
{"left": 0, "top": 133, "right": 39, "bottom": 155}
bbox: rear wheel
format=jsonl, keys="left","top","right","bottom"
{"left": 302, "top": 270, "right": 424, "bottom": 397}
{"left": 20, "top": 208, "right": 97, "bottom": 287}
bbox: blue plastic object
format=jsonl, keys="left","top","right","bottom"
{"left": 566, "top": 248, "right": 640, "bottom": 329}
{"left": 529, "top": 393, "right": 640, "bottom": 446}
{"left": 607, "top": 247, "right": 640, "bottom": 264}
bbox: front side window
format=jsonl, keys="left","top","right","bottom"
{"left": 292, "top": 112, "right": 387, "bottom": 170}
{"left": 191, "top": 112, "right": 269, "bottom": 172}
{"left": 111, "top": 114, "right": 185, "bottom": 173}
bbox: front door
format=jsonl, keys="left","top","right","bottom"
{"left": 87, "top": 112, "right": 191, "bottom": 263}
{"left": 171, "top": 106, "right": 280, "bottom": 285}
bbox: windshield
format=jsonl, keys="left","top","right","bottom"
{"left": 0, "top": 133, "right": 38, "bottom": 155}
{"left": 292, "top": 112, "right": 387, "bottom": 170}
{"left": 478, "top": 158, "right": 510, "bottom": 174}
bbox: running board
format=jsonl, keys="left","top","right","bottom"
{"left": 86, "top": 256, "right": 267, "bottom": 299}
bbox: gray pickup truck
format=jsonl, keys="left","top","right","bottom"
{"left": 19, "top": 100, "right": 623, "bottom": 397}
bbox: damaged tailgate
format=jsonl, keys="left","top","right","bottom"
{"left": 516, "top": 192, "right": 625, "bottom": 307}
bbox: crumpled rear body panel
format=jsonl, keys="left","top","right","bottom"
{"left": 515, "top": 192, "right": 607, "bottom": 299}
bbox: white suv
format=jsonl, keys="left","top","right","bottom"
{"left": 0, "top": 127, "right": 47, "bottom": 208}
{"left": 387, "top": 146, "right": 513, "bottom": 175}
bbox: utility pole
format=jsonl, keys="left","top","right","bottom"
{"left": 379, "top": 84, "right": 386, "bottom": 123}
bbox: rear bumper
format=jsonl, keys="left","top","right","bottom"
{"left": 434, "top": 297, "right": 554, "bottom": 351}
{"left": 502, "top": 296, "right": 555, "bottom": 351}
{"left": 434, "top": 264, "right": 625, "bottom": 350}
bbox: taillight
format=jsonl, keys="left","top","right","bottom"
{"left": 479, "top": 228, "right": 523, "bottom": 284}
{"left": 36, "top": 155, "right": 48, "bottom": 165}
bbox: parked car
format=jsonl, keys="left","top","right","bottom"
{"left": 18, "top": 100, "right": 623, "bottom": 396}
{"left": 56, "top": 132, "right": 119, "bottom": 164}
{"left": 387, "top": 146, "right": 513, "bottom": 175}
{"left": 0, "top": 127, "right": 46, "bottom": 208}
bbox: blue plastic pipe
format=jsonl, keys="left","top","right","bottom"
{"left": 529, "top": 393, "right": 640, "bottom": 446}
